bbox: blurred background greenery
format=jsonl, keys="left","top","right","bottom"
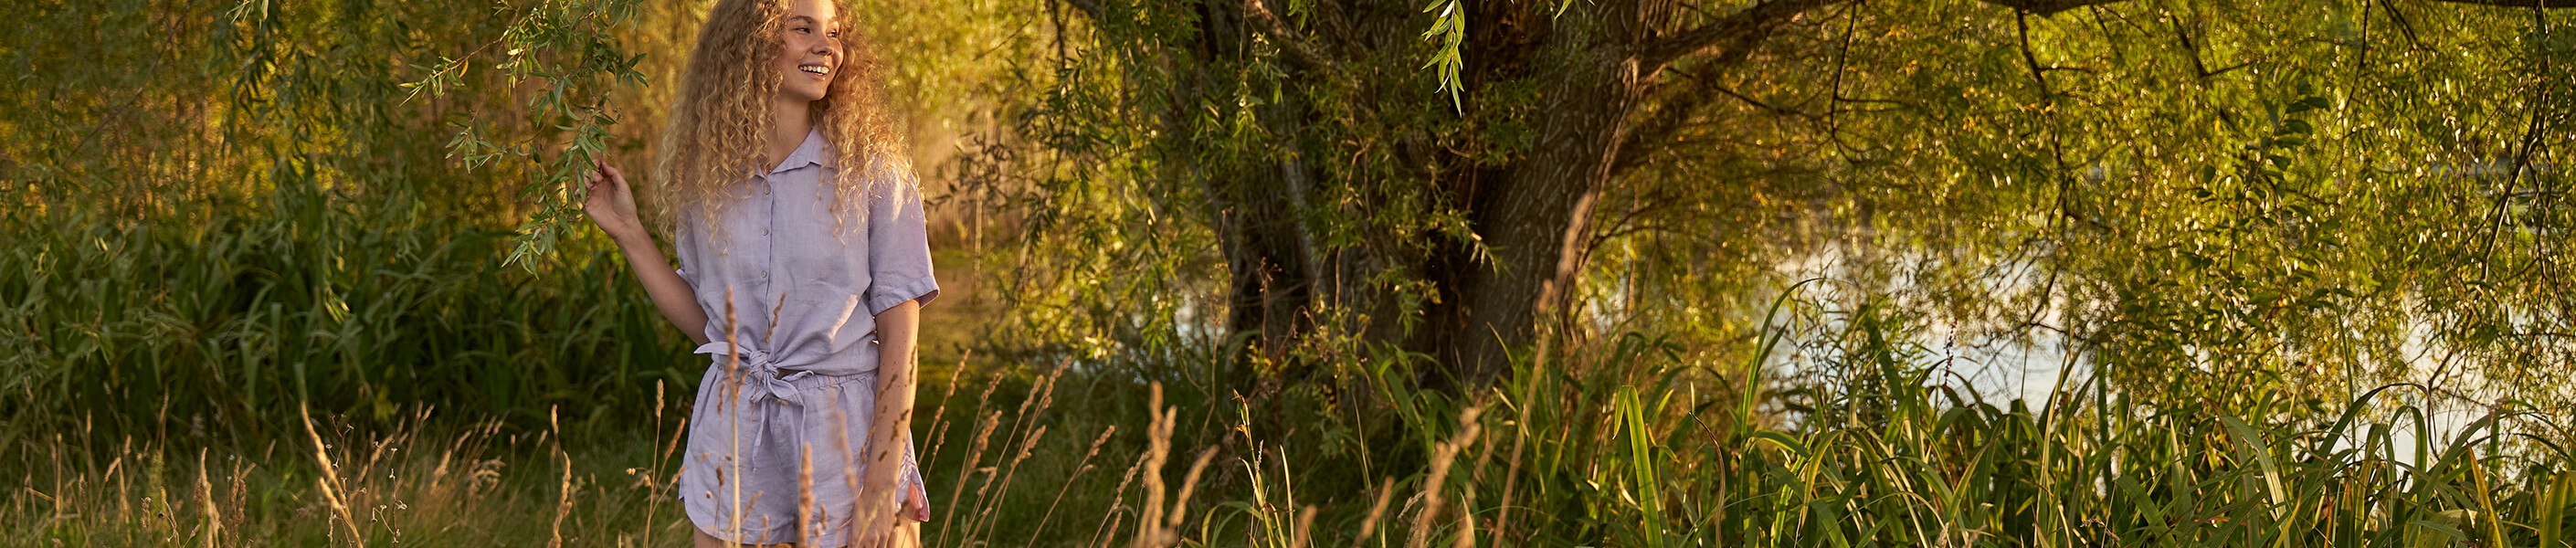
{"left": 4, "top": 0, "right": 2576, "bottom": 546}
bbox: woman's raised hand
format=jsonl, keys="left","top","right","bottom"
{"left": 584, "top": 159, "right": 646, "bottom": 243}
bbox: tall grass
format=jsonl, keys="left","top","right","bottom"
{"left": 0, "top": 0, "right": 707, "bottom": 451}
{"left": 8, "top": 295, "right": 2576, "bottom": 547}
{"left": 5, "top": 391, "right": 689, "bottom": 546}
{"left": 1446, "top": 307, "right": 2573, "bottom": 547}
{"left": 0, "top": 179, "right": 698, "bottom": 447}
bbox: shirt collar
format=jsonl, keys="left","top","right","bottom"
{"left": 766, "top": 127, "right": 834, "bottom": 174}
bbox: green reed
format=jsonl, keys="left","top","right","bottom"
{"left": 7, "top": 290, "right": 2574, "bottom": 547}
{"left": 3, "top": 166, "right": 2568, "bottom": 546}
{"left": 1407, "top": 311, "right": 2573, "bottom": 547}
{"left": 0, "top": 178, "right": 697, "bottom": 448}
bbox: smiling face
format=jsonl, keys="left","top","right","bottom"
{"left": 773, "top": 0, "right": 841, "bottom": 104}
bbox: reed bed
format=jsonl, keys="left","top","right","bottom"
{"left": 15, "top": 0, "right": 2572, "bottom": 543}
{"left": 2, "top": 191, "right": 2564, "bottom": 546}
{"left": 4, "top": 396, "right": 690, "bottom": 547}
{"left": 13, "top": 306, "right": 2572, "bottom": 548}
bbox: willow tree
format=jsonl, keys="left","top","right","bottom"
{"left": 991, "top": 0, "right": 2576, "bottom": 401}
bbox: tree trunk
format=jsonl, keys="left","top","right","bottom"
{"left": 1421, "top": 3, "right": 1660, "bottom": 385}
{"left": 1058, "top": 0, "right": 2576, "bottom": 394}
{"left": 1061, "top": 0, "right": 1803, "bottom": 389}
{"left": 1177, "top": 1, "right": 1323, "bottom": 369}
{"left": 1219, "top": 110, "right": 1319, "bottom": 366}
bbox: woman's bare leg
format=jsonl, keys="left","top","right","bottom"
{"left": 694, "top": 528, "right": 796, "bottom": 548}
{"left": 692, "top": 528, "right": 737, "bottom": 548}
{"left": 889, "top": 521, "right": 922, "bottom": 548}
{"left": 689, "top": 520, "right": 914, "bottom": 548}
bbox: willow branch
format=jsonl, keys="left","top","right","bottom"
{"left": 1060, "top": 0, "right": 1106, "bottom": 22}
{"left": 1638, "top": 0, "right": 1842, "bottom": 71}
{"left": 1244, "top": 0, "right": 1341, "bottom": 77}
{"left": 1989, "top": 0, "right": 2575, "bottom": 16}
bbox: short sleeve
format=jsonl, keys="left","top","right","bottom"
{"left": 862, "top": 172, "right": 939, "bottom": 315}
{"left": 670, "top": 216, "right": 701, "bottom": 287}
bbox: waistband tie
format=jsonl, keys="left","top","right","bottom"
{"left": 695, "top": 342, "right": 818, "bottom": 471}
{"left": 694, "top": 342, "right": 813, "bottom": 405}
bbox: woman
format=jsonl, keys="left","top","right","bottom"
{"left": 580, "top": 0, "right": 934, "bottom": 545}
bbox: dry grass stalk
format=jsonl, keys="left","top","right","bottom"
{"left": 195, "top": 448, "right": 218, "bottom": 548}
{"left": 1350, "top": 477, "right": 1395, "bottom": 548}
{"left": 851, "top": 352, "right": 912, "bottom": 542}
{"left": 1449, "top": 492, "right": 1474, "bottom": 548}
{"left": 640, "top": 379, "right": 678, "bottom": 548}
{"left": 1089, "top": 440, "right": 1155, "bottom": 548}
{"left": 298, "top": 405, "right": 365, "bottom": 545}
{"left": 1133, "top": 384, "right": 1176, "bottom": 548}
{"left": 722, "top": 289, "right": 751, "bottom": 544}
{"left": 1289, "top": 505, "right": 1316, "bottom": 548}
{"left": 1405, "top": 406, "right": 1482, "bottom": 548}
{"left": 799, "top": 446, "right": 818, "bottom": 543}
{"left": 1130, "top": 383, "right": 1181, "bottom": 548}
{"left": 1492, "top": 392, "right": 1530, "bottom": 548}
{"left": 934, "top": 370, "right": 1008, "bottom": 539}
{"left": 1029, "top": 425, "right": 1116, "bottom": 546}
{"left": 1164, "top": 448, "right": 1217, "bottom": 532}
{"left": 223, "top": 457, "right": 249, "bottom": 540}
{"left": 938, "top": 408, "right": 1003, "bottom": 539}
{"left": 1461, "top": 407, "right": 1498, "bottom": 548}
{"left": 827, "top": 402, "right": 864, "bottom": 545}
{"left": 12, "top": 410, "right": 546, "bottom": 546}
{"left": 965, "top": 424, "right": 1046, "bottom": 543}
{"left": 549, "top": 449, "right": 575, "bottom": 548}
{"left": 1005, "top": 364, "right": 1061, "bottom": 442}
{"left": 917, "top": 352, "right": 971, "bottom": 485}
{"left": 884, "top": 339, "right": 928, "bottom": 522}
{"left": 107, "top": 447, "right": 124, "bottom": 519}
{"left": 962, "top": 362, "right": 1069, "bottom": 544}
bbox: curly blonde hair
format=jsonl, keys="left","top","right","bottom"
{"left": 648, "top": 0, "right": 909, "bottom": 237}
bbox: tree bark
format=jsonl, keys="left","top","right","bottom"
{"left": 1424, "top": 0, "right": 1809, "bottom": 385}
{"left": 1442, "top": 56, "right": 1640, "bottom": 385}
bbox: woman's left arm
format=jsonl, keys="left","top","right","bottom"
{"left": 856, "top": 169, "right": 938, "bottom": 545}
{"left": 860, "top": 299, "right": 922, "bottom": 524}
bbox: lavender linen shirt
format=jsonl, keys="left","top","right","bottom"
{"left": 673, "top": 128, "right": 938, "bottom": 544}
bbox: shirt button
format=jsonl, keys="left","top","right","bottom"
{"left": 762, "top": 228, "right": 768, "bottom": 236}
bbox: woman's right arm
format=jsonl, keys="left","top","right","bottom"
{"left": 586, "top": 160, "right": 711, "bottom": 345}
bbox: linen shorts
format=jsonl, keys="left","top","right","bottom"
{"left": 678, "top": 364, "right": 931, "bottom": 546}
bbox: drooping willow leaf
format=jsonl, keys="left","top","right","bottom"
{"left": 406, "top": 0, "right": 649, "bottom": 270}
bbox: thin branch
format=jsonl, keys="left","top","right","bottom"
{"left": 2477, "top": 31, "right": 2553, "bottom": 279}
{"left": 2014, "top": 11, "right": 2053, "bottom": 95}
{"left": 1992, "top": 0, "right": 2576, "bottom": 17}
{"left": 1061, "top": 0, "right": 1107, "bottom": 22}
{"left": 2423, "top": 0, "right": 2576, "bottom": 5}
{"left": 1714, "top": 82, "right": 1813, "bottom": 118}
{"left": 1666, "top": 62, "right": 1817, "bottom": 118}
{"left": 1637, "top": 0, "right": 1843, "bottom": 71}
{"left": 1244, "top": 0, "right": 1341, "bottom": 77}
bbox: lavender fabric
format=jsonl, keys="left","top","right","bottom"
{"left": 672, "top": 128, "right": 938, "bottom": 545}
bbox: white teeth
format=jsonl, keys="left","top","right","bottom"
{"left": 799, "top": 66, "right": 829, "bottom": 75}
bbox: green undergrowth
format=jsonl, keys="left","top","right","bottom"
{"left": 0, "top": 184, "right": 700, "bottom": 445}
{"left": 14, "top": 302, "right": 2576, "bottom": 547}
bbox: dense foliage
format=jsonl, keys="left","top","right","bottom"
{"left": 977, "top": 0, "right": 2576, "bottom": 411}
{"left": 8, "top": 0, "right": 2576, "bottom": 546}
{"left": 0, "top": 0, "right": 705, "bottom": 441}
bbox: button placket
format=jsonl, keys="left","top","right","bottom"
{"left": 762, "top": 173, "right": 779, "bottom": 299}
